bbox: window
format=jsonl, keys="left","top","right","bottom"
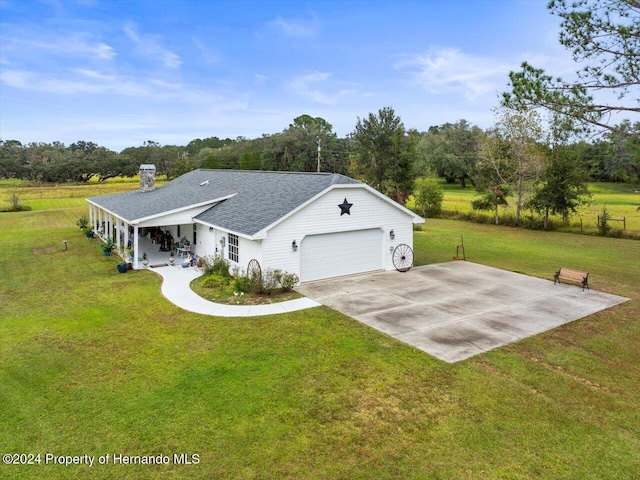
{"left": 228, "top": 233, "right": 239, "bottom": 263}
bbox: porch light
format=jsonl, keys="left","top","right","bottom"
{"left": 209, "top": 227, "right": 214, "bottom": 232}
{"left": 292, "top": 240, "right": 298, "bottom": 252}
{"left": 389, "top": 230, "right": 395, "bottom": 240}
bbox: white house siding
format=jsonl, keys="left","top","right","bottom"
{"left": 236, "top": 236, "right": 263, "bottom": 273}
{"left": 261, "top": 186, "right": 415, "bottom": 282}
{"left": 194, "top": 225, "right": 263, "bottom": 273}
{"left": 195, "top": 223, "right": 218, "bottom": 259}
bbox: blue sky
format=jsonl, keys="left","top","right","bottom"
{"left": 0, "top": 0, "right": 571, "bottom": 151}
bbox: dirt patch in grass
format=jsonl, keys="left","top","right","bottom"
{"left": 32, "top": 246, "right": 57, "bottom": 255}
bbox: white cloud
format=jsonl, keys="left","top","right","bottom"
{"left": 395, "top": 47, "right": 515, "bottom": 100}
{"left": 1, "top": 66, "right": 216, "bottom": 102}
{"left": 0, "top": 68, "right": 147, "bottom": 96}
{"left": 288, "top": 71, "right": 355, "bottom": 105}
{"left": 3, "top": 34, "right": 116, "bottom": 60}
{"left": 123, "top": 22, "right": 182, "bottom": 68}
{"left": 191, "top": 36, "right": 220, "bottom": 65}
{"left": 253, "top": 74, "right": 267, "bottom": 85}
{"left": 73, "top": 68, "right": 116, "bottom": 81}
{"left": 289, "top": 71, "right": 332, "bottom": 103}
{"left": 267, "top": 15, "right": 318, "bottom": 38}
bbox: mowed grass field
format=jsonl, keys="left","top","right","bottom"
{"left": 408, "top": 180, "right": 640, "bottom": 236}
{"left": 1, "top": 181, "right": 639, "bottom": 479}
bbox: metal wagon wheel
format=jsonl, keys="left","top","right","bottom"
{"left": 247, "top": 259, "right": 262, "bottom": 284}
{"left": 392, "top": 244, "right": 414, "bottom": 272}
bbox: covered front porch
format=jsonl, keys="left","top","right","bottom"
{"left": 130, "top": 232, "right": 194, "bottom": 267}
{"left": 87, "top": 202, "right": 195, "bottom": 269}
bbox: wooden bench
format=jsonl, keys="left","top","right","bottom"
{"left": 554, "top": 268, "right": 589, "bottom": 291}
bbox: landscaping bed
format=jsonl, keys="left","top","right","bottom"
{"left": 190, "top": 274, "right": 302, "bottom": 305}
{"left": 191, "top": 255, "right": 302, "bottom": 305}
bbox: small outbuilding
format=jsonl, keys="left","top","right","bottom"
{"left": 86, "top": 167, "right": 424, "bottom": 282}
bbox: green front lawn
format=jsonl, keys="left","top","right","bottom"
{"left": 1, "top": 185, "right": 639, "bottom": 479}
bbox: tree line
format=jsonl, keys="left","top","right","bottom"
{"left": 1, "top": 112, "right": 638, "bottom": 190}
{"left": 1, "top": 110, "right": 637, "bottom": 225}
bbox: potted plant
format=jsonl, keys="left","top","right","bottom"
{"left": 142, "top": 252, "right": 149, "bottom": 267}
{"left": 101, "top": 239, "right": 115, "bottom": 256}
{"left": 76, "top": 214, "right": 89, "bottom": 231}
{"left": 115, "top": 247, "right": 132, "bottom": 272}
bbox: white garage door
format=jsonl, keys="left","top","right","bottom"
{"left": 300, "top": 229, "right": 383, "bottom": 282}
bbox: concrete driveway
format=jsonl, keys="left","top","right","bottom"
{"left": 296, "top": 261, "right": 628, "bottom": 363}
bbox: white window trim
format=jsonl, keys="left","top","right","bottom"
{"left": 228, "top": 233, "right": 239, "bottom": 263}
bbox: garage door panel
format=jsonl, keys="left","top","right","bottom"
{"left": 301, "top": 229, "right": 382, "bottom": 282}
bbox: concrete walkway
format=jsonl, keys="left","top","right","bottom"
{"left": 149, "top": 265, "right": 321, "bottom": 317}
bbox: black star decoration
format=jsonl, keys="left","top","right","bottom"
{"left": 338, "top": 198, "right": 353, "bottom": 216}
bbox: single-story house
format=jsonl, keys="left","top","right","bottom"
{"left": 86, "top": 166, "right": 424, "bottom": 283}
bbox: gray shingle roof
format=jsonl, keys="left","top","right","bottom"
{"left": 87, "top": 169, "right": 359, "bottom": 236}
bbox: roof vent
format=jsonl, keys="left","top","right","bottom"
{"left": 199, "top": 180, "right": 210, "bottom": 186}
{"left": 140, "top": 164, "right": 156, "bottom": 192}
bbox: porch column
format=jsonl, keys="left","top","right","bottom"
{"left": 133, "top": 226, "right": 139, "bottom": 269}
{"left": 116, "top": 217, "right": 121, "bottom": 251}
{"left": 124, "top": 222, "right": 130, "bottom": 251}
{"left": 89, "top": 205, "right": 94, "bottom": 233}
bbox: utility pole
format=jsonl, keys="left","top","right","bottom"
{"left": 317, "top": 137, "right": 321, "bottom": 172}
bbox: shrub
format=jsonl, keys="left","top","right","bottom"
{"left": 76, "top": 214, "right": 89, "bottom": 230}
{"left": 280, "top": 272, "right": 299, "bottom": 291}
{"left": 597, "top": 206, "right": 612, "bottom": 236}
{"left": 201, "top": 274, "right": 228, "bottom": 289}
{"left": 259, "top": 268, "right": 280, "bottom": 294}
{"left": 202, "top": 255, "right": 231, "bottom": 278}
{"left": 471, "top": 198, "right": 493, "bottom": 211}
{"left": 413, "top": 178, "right": 443, "bottom": 217}
{"left": 232, "top": 274, "right": 253, "bottom": 293}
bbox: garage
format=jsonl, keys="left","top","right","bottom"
{"left": 300, "top": 229, "right": 383, "bottom": 282}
